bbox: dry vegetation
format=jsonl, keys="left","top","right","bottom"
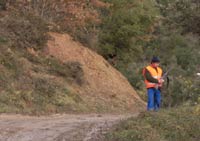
{"left": 105, "top": 106, "right": 200, "bottom": 141}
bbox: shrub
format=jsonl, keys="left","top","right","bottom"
{"left": 99, "top": 0, "right": 158, "bottom": 59}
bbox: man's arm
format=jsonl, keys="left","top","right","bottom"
{"left": 144, "top": 68, "right": 159, "bottom": 83}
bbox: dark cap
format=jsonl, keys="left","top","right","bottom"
{"left": 151, "top": 56, "right": 160, "bottom": 63}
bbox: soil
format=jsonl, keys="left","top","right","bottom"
{"left": 0, "top": 113, "right": 138, "bottom": 141}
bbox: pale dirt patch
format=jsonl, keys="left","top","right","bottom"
{"left": 0, "top": 113, "right": 138, "bottom": 141}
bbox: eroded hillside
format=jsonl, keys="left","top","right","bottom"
{"left": 0, "top": 0, "right": 145, "bottom": 114}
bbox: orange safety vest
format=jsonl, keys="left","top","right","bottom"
{"left": 143, "top": 65, "right": 163, "bottom": 88}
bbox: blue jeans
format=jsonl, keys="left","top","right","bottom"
{"left": 147, "top": 88, "right": 161, "bottom": 111}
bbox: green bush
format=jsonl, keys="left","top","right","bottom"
{"left": 99, "top": 0, "right": 158, "bottom": 59}
{"left": 157, "top": 0, "right": 200, "bottom": 35}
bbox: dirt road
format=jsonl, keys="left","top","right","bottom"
{"left": 0, "top": 113, "right": 137, "bottom": 141}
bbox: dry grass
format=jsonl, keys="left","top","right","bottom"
{"left": 105, "top": 106, "right": 200, "bottom": 141}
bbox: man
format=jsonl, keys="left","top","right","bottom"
{"left": 143, "top": 57, "right": 164, "bottom": 111}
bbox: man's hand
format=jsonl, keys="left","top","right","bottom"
{"left": 158, "top": 79, "right": 164, "bottom": 84}
{"left": 156, "top": 79, "right": 164, "bottom": 89}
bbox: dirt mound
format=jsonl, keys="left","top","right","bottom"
{"left": 44, "top": 32, "right": 145, "bottom": 113}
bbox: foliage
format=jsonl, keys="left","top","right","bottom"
{"left": 145, "top": 0, "right": 200, "bottom": 106}
{"left": 98, "top": 0, "right": 200, "bottom": 107}
{"left": 157, "top": 0, "right": 200, "bottom": 35}
{"left": 99, "top": 0, "right": 158, "bottom": 59}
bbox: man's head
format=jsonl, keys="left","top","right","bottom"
{"left": 151, "top": 56, "right": 160, "bottom": 68}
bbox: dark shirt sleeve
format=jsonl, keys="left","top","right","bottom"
{"left": 144, "top": 68, "right": 159, "bottom": 83}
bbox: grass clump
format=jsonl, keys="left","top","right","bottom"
{"left": 47, "top": 60, "right": 84, "bottom": 85}
{"left": 105, "top": 107, "right": 200, "bottom": 141}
